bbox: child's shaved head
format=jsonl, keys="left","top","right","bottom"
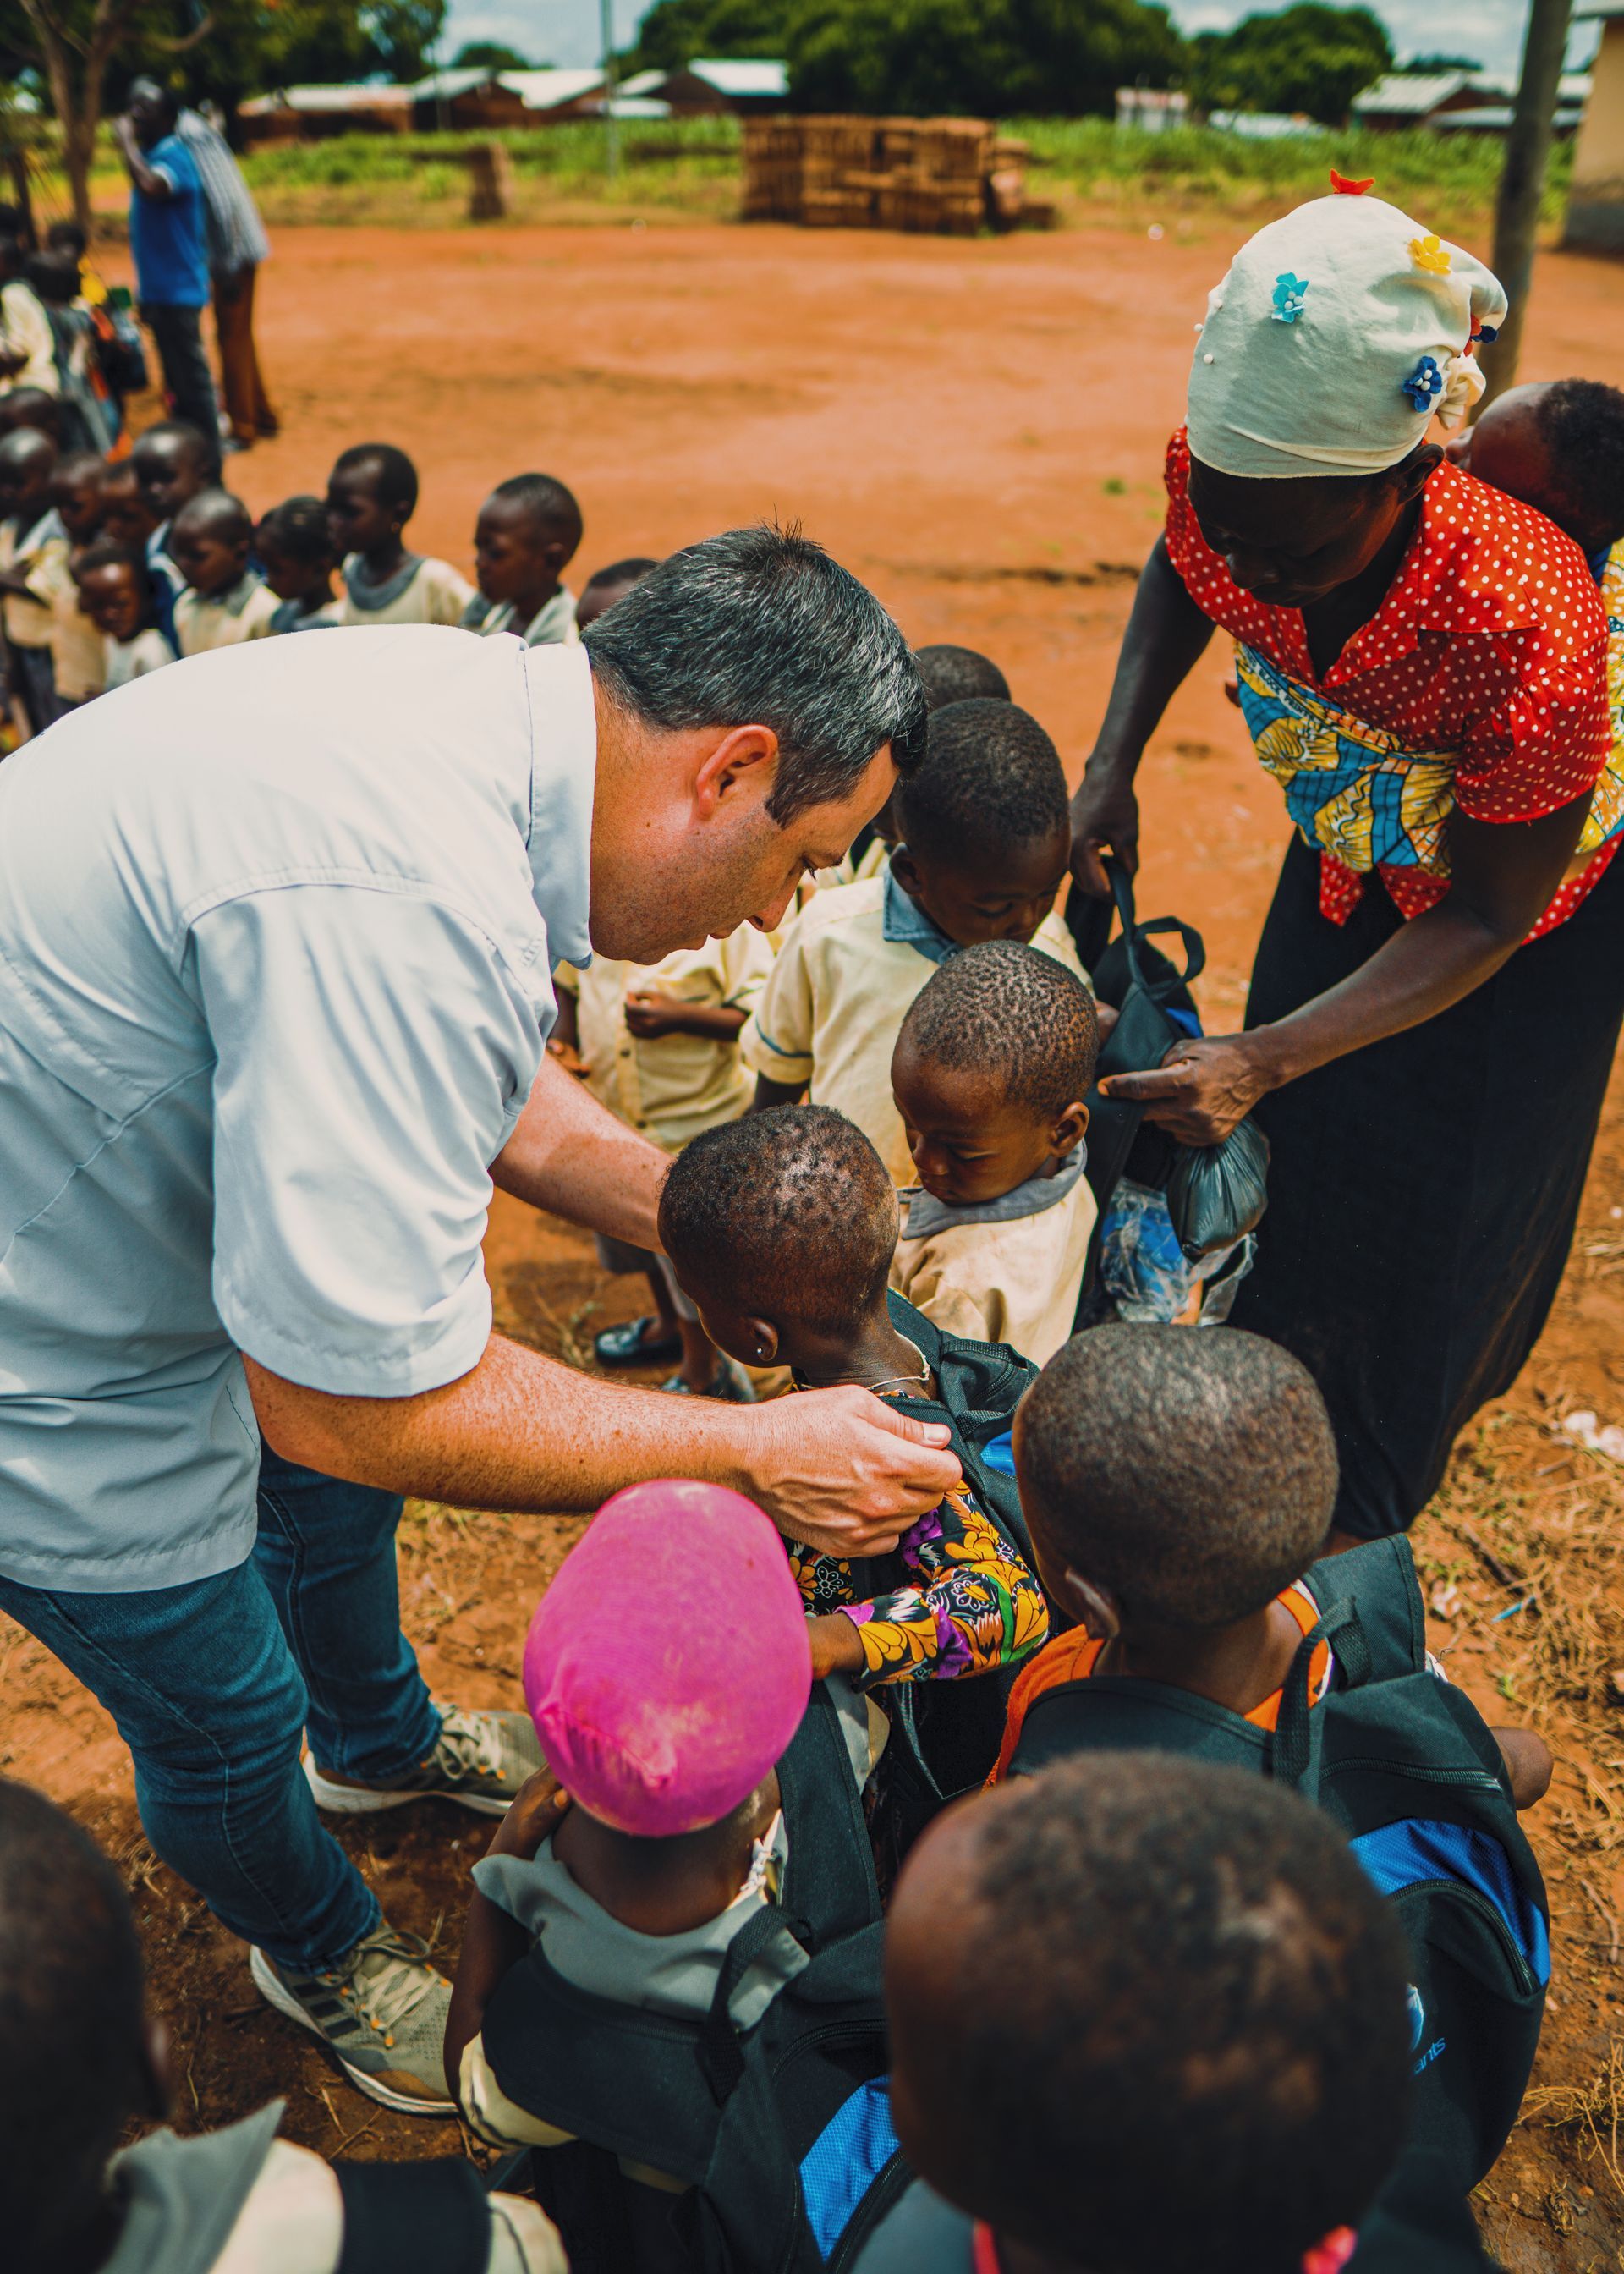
{"left": 659, "top": 1105, "right": 897, "bottom": 1340}
{"left": 913, "top": 642, "right": 1011, "bottom": 711}
{"left": 1016, "top": 1324, "right": 1338, "bottom": 1628}
{"left": 172, "top": 487, "right": 253, "bottom": 547}
{"left": 898, "top": 941, "right": 1098, "bottom": 1120}
{"left": 897, "top": 700, "right": 1068, "bottom": 870}
{"left": 489, "top": 471, "right": 584, "bottom": 555}
{"left": 887, "top": 1755, "right": 1411, "bottom": 2274}
{"left": 332, "top": 442, "right": 417, "bottom": 513}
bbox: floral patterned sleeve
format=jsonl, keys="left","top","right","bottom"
{"left": 790, "top": 1486, "right": 1049, "bottom": 1690}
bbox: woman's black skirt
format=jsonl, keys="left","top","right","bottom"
{"left": 1229, "top": 834, "right": 1624, "bottom": 1539}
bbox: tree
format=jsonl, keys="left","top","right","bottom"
{"left": 452, "top": 39, "right": 535, "bottom": 70}
{"left": 620, "top": 0, "right": 794, "bottom": 77}
{"left": 1186, "top": 3, "right": 1391, "bottom": 124}
{"left": 787, "top": 0, "right": 1185, "bottom": 117}
{"left": 1402, "top": 52, "right": 1484, "bottom": 72}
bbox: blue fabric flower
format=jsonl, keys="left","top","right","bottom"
{"left": 1474, "top": 322, "right": 1499, "bottom": 343}
{"left": 1402, "top": 354, "right": 1445, "bottom": 412}
{"left": 1271, "top": 272, "right": 1309, "bottom": 324}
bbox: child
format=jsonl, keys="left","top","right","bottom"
{"left": 914, "top": 640, "right": 1011, "bottom": 709}
{"left": 42, "top": 452, "right": 107, "bottom": 708}
{"left": 446, "top": 1482, "right": 880, "bottom": 2165}
{"left": 326, "top": 442, "right": 475, "bottom": 626}
{"left": 464, "top": 472, "right": 584, "bottom": 645}
{"left": 573, "top": 552, "right": 659, "bottom": 632}
{"left": 0, "top": 1778, "right": 567, "bottom": 2274}
{"left": 562, "top": 920, "right": 773, "bottom": 1397}
{"left": 0, "top": 424, "right": 64, "bottom": 733}
{"left": 990, "top": 1324, "right": 1551, "bottom": 1803}
{"left": 74, "top": 539, "right": 175, "bottom": 689}
{"left": 0, "top": 385, "right": 63, "bottom": 443}
{"left": 743, "top": 697, "right": 1085, "bottom": 1187}
{"left": 660, "top": 1105, "right": 1047, "bottom": 1697}
{"left": 99, "top": 459, "right": 157, "bottom": 553}
{"left": 1448, "top": 375, "right": 1624, "bottom": 572}
{"left": 860, "top": 1753, "right": 1413, "bottom": 2274}
{"left": 129, "top": 418, "right": 215, "bottom": 645}
{"left": 169, "top": 489, "right": 278, "bottom": 656}
{"left": 256, "top": 493, "right": 342, "bottom": 632}
{"left": 891, "top": 941, "right": 1098, "bottom": 1365}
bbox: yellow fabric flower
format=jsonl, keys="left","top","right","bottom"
{"left": 1409, "top": 233, "right": 1451, "bottom": 275}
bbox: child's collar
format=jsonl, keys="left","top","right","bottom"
{"left": 899, "top": 1147, "right": 1088, "bottom": 1242}
{"left": 881, "top": 854, "right": 959, "bottom": 967}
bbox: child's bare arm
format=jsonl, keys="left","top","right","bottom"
{"left": 1488, "top": 1724, "right": 1553, "bottom": 1811}
{"left": 623, "top": 991, "right": 749, "bottom": 1041}
{"left": 752, "top": 1074, "right": 804, "bottom": 1112}
{"left": 443, "top": 1771, "right": 570, "bottom": 2091}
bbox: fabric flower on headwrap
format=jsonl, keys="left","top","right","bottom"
{"left": 1186, "top": 192, "right": 1507, "bottom": 479}
{"left": 1401, "top": 354, "right": 1444, "bottom": 413}
{"left": 1271, "top": 272, "right": 1309, "bottom": 324}
{"left": 1434, "top": 348, "right": 1486, "bottom": 431}
{"left": 1408, "top": 233, "right": 1451, "bottom": 275}
{"left": 1330, "top": 168, "right": 1373, "bottom": 195}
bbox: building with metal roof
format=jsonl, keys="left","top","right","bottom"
{"left": 1566, "top": 1, "right": 1624, "bottom": 250}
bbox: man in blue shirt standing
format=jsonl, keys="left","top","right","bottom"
{"left": 116, "top": 79, "right": 216, "bottom": 441}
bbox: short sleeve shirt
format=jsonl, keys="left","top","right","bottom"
{"left": 1164, "top": 427, "right": 1616, "bottom": 929}
{"left": 0, "top": 628, "right": 595, "bottom": 1591}
{"left": 129, "top": 131, "right": 211, "bottom": 307}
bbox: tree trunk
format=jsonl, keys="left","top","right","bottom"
{"left": 20, "top": 0, "right": 143, "bottom": 240}
{"left": 1478, "top": 0, "right": 1576, "bottom": 407}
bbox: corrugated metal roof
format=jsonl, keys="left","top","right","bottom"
{"left": 1352, "top": 70, "right": 1472, "bottom": 115}
{"left": 688, "top": 58, "right": 789, "bottom": 97}
{"left": 1434, "top": 102, "right": 1587, "bottom": 129}
{"left": 504, "top": 69, "right": 608, "bottom": 110}
{"left": 615, "top": 69, "right": 667, "bottom": 98}
{"left": 1574, "top": 1, "right": 1624, "bottom": 19}
{"left": 239, "top": 84, "right": 414, "bottom": 116}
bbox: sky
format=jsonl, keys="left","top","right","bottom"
{"left": 441, "top": 0, "right": 1599, "bottom": 83}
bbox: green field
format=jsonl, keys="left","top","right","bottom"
{"left": 58, "top": 111, "right": 1569, "bottom": 233}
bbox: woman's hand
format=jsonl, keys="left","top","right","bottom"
{"left": 1069, "top": 765, "right": 1140, "bottom": 900}
{"left": 485, "top": 1766, "right": 570, "bottom": 1863}
{"left": 1100, "top": 1032, "right": 1276, "bottom": 1145}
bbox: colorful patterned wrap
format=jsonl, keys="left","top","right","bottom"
{"left": 1235, "top": 633, "right": 1624, "bottom": 893}
{"left": 786, "top": 1483, "right": 1048, "bottom": 1692}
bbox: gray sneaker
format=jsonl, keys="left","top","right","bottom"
{"left": 304, "top": 1704, "right": 544, "bottom": 1818}
{"left": 250, "top": 1925, "right": 454, "bottom": 2114}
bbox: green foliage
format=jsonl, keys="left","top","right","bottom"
{"left": 364, "top": 1, "right": 448, "bottom": 83}
{"left": 451, "top": 41, "right": 537, "bottom": 71}
{"left": 787, "top": 0, "right": 1186, "bottom": 116}
{"left": 1184, "top": 4, "right": 1393, "bottom": 125}
{"left": 1400, "top": 52, "right": 1484, "bottom": 74}
{"left": 621, "top": 0, "right": 795, "bottom": 76}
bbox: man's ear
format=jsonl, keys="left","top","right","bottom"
{"left": 1048, "top": 1101, "right": 1089, "bottom": 1160}
{"left": 888, "top": 847, "right": 924, "bottom": 902}
{"left": 744, "top": 1314, "right": 779, "bottom": 1365}
{"left": 1394, "top": 443, "right": 1443, "bottom": 504}
{"left": 1062, "top": 1568, "right": 1122, "bottom": 1643}
{"left": 692, "top": 723, "right": 780, "bottom": 820}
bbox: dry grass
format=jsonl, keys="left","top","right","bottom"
{"left": 1526, "top": 2043, "right": 1624, "bottom": 2204}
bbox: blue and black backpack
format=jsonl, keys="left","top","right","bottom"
{"left": 1007, "top": 1535, "right": 1548, "bottom": 2272}
{"left": 479, "top": 1679, "right": 909, "bottom": 2274}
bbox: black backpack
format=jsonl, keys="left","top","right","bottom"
{"left": 479, "top": 1679, "right": 909, "bottom": 2274}
{"left": 1008, "top": 1536, "right": 1547, "bottom": 2272}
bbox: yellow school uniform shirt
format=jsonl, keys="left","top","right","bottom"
{"left": 740, "top": 874, "right": 1088, "bottom": 1189}
{"left": 564, "top": 926, "right": 775, "bottom": 1154}
{"left": 173, "top": 573, "right": 280, "bottom": 657}
{"left": 0, "top": 508, "right": 68, "bottom": 652}
{"left": 890, "top": 1161, "right": 1097, "bottom": 1367}
{"left": 338, "top": 552, "right": 475, "bottom": 628}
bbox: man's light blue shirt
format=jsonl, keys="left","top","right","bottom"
{"left": 0, "top": 627, "right": 595, "bottom": 1591}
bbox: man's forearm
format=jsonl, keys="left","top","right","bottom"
{"left": 246, "top": 1333, "right": 752, "bottom": 1513}
{"left": 491, "top": 1051, "right": 667, "bottom": 1248}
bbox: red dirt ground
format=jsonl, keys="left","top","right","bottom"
{"left": 4, "top": 214, "right": 1624, "bottom": 2260}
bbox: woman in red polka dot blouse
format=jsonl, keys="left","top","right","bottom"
{"left": 1073, "top": 189, "right": 1621, "bottom": 1545}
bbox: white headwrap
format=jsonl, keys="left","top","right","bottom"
{"left": 1186, "top": 187, "right": 1509, "bottom": 480}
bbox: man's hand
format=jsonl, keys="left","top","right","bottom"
{"left": 742, "top": 1386, "right": 957, "bottom": 1558}
{"left": 1101, "top": 1031, "right": 1273, "bottom": 1145}
{"left": 1069, "top": 765, "right": 1140, "bottom": 900}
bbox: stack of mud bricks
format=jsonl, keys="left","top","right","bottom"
{"left": 742, "top": 116, "right": 1040, "bottom": 236}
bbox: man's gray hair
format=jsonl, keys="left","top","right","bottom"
{"left": 582, "top": 522, "right": 927, "bottom": 822}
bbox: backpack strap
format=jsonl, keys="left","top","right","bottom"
{"left": 1013, "top": 1673, "right": 1270, "bottom": 1776}
{"left": 779, "top": 1679, "right": 885, "bottom": 1938}
{"left": 335, "top": 2158, "right": 491, "bottom": 2274}
{"left": 698, "top": 1904, "right": 813, "bottom": 2103}
{"left": 1303, "top": 1536, "right": 1428, "bottom": 1678}
{"left": 1270, "top": 1599, "right": 1374, "bottom": 1794}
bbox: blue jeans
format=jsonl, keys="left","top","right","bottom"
{"left": 0, "top": 1453, "right": 441, "bottom": 1971}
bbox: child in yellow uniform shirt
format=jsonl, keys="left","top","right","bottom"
{"left": 557, "top": 923, "right": 774, "bottom": 1397}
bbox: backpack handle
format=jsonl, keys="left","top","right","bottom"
{"left": 698, "top": 1906, "right": 809, "bottom": 2105}
{"left": 1270, "top": 1600, "right": 1373, "bottom": 1793}
{"left": 1106, "top": 857, "right": 1207, "bottom": 997}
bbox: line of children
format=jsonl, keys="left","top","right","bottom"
{"left": 0, "top": 424, "right": 70, "bottom": 732}
{"left": 465, "top": 472, "right": 584, "bottom": 646}
{"left": 326, "top": 442, "right": 474, "bottom": 627}
{"left": 169, "top": 488, "right": 278, "bottom": 656}
{"left": 255, "top": 493, "right": 342, "bottom": 632}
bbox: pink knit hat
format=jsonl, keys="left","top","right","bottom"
{"left": 522, "top": 1480, "right": 812, "bottom": 1837}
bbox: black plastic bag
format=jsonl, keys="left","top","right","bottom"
{"left": 1164, "top": 1117, "right": 1270, "bottom": 1257}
